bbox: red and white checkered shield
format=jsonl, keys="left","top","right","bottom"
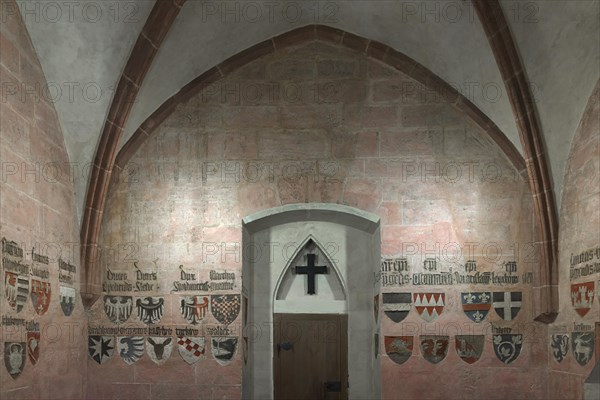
{"left": 177, "top": 336, "right": 206, "bottom": 364}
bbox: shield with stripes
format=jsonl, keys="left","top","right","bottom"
{"left": 5, "top": 272, "right": 29, "bottom": 313}
{"left": 382, "top": 292, "right": 411, "bottom": 323}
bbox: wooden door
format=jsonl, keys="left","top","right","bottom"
{"left": 274, "top": 314, "right": 348, "bottom": 400}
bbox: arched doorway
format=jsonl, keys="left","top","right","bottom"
{"left": 241, "top": 204, "right": 381, "bottom": 399}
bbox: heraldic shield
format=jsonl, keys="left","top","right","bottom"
{"left": 550, "top": 334, "right": 569, "bottom": 363}
{"left": 5, "top": 272, "right": 29, "bottom": 313}
{"left": 181, "top": 296, "right": 209, "bottom": 325}
{"left": 572, "top": 332, "right": 594, "bottom": 366}
{"left": 103, "top": 295, "right": 132, "bottom": 324}
{"left": 571, "top": 282, "right": 595, "bottom": 317}
{"left": 461, "top": 292, "right": 491, "bottom": 323}
{"left": 455, "top": 335, "right": 484, "bottom": 364}
{"left": 30, "top": 279, "right": 51, "bottom": 316}
{"left": 493, "top": 334, "right": 522, "bottom": 364}
{"left": 118, "top": 336, "right": 144, "bottom": 365}
{"left": 492, "top": 292, "right": 522, "bottom": 321}
{"left": 413, "top": 293, "right": 445, "bottom": 322}
{"left": 88, "top": 336, "right": 115, "bottom": 364}
{"left": 211, "top": 295, "right": 241, "bottom": 325}
{"left": 136, "top": 296, "right": 164, "bottom": 324}
{"left": 382, "top": 293, "right": 411, "bottom": 323}
{"left": 211, "top": 337, "right": 238, "bottom": 365}
{"left": 146, "top": 337, "right": 173, "bottom": 365}
{"left": 4, "top": 342, "right": 26, "bottom": 379}
{"left": 27, "top": 331, "right": 40, "bottom": 365}
{"left": 177, "top": 336, "right": 206, "bottom": 364}
{"left": 385, "top": 336, "right": 413, "bottom": 365}
{"left": 420, "top": 335, "right": 449, "bottom": 364}
{"left": 60, "top": 285, "right": 76, "bottom": 316}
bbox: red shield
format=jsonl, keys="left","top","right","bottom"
{"left": 30, "top": 280, "right": 51, "bottom": 316}
{"left": 571, "top": 282, "right": 595, "bottom": 317}
{"left": 413, "top": 293, "right": 445, "bottom": 322}
{"left": 27, "top": 332, "right": 40, "bottom": 365}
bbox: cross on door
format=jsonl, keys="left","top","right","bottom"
{"left": 295, "top": 253, "right": 328, "bottom": 295}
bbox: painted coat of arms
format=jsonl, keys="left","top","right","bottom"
{"left": 88, "top": 336, "right": 115, "bottom": 364}
{"left": 211, "top": 337, "right": 238, "bottom": 365}
{"left": 572, "top": 332, "right": 594, "bottom": 366}
{"left": 492, "top": 292, "right": 522, "bottom": 321}
{"left": 550, "top": 334, "right": 569, "bottom": 363}
{"left": 455, "top": 335, "right": 484, "bottom": 364}
{"left": 117, "top": 336, "right": 144, "bottom": 365}
{"left": 413, "top": 293, "right": 445, "bottom": 322}
{"left": 27, "top": 331, "right": 40, "bottom": 365}
{"left": 136, "top": 296, "right": 164, "bottom": 324}
{"left": 60, "top": 285, "right": 76, "bottom": 316}
{"left": 146, "top": 337, "right": 173, "bottom": 365}
{"left": 419, "top": 335, "right": 449, "bottom": 364}
{"left": 30, "top": 279, "right": 51, "bottom": 316}
{"left": 461, "top": 292, "right": 491, "bottom": 323}
{"left": 384, "top": 336, "right": 413, "bottom": 365}
{"left": 103, "top": 295, "right": 132, "bottom": 324}
{"left": 4, "top": 342, "right": 25, "bottom": 379}
{"left": 5, "top": 272, "right": 29, "bottom": 313}
{"left": 493, "top": 334, "right": 522, "bottom": 364}
{"left": 177, "top": 336, "right": 205, "bottom": 364}
{"left": 382, "top": 292, "right": 411, "bottom": 323}
{"left": 211, "top": 295, "right": 241, "bottom": 325}
{"left": 571, "top": 282, "right": 595, "bottom": 317}
{"left": 181, "top": 296, "right": 209, "bottom": 325}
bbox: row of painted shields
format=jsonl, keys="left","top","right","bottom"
{"left": 380, "top": 332, "right": 595, "bottom": 366}
{"left": 87, "top": 335, "right": 246, "bottom": 366}
{"left": 102, "top": 294, "right": 240, "bottom": 325}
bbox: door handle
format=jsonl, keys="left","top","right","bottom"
{"left": 324, "top": 381, "right": 341, "bottom": 392}
{"left": 277, "top": 341, "right": 293, "bottom": 355}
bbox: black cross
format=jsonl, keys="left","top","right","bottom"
{"left": 295, "top": 253, "right": 327, "bottom": 295}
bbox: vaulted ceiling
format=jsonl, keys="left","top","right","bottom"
{"left": 18, "top": 0, "right": 599, "bottom": 225}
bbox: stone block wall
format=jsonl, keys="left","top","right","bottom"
{"left": 0, "top": 0, "right": 85, "bottom": 398}
{"left": 92, "top": 40, "right": 543, "bottom": 399}
{"left": 548, "top": 80, "right": 600, "bottom": 399}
